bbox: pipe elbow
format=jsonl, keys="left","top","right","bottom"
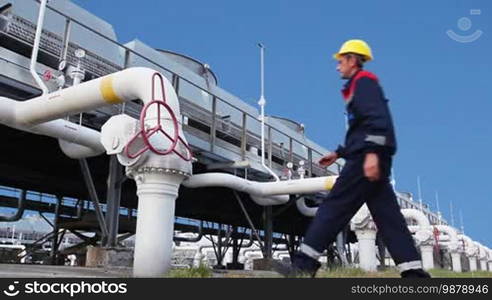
{"left": 59, "top": 139, "right": 105, "bottom": 159}
{"left": 400, "top": 208, "right": 431, "bottom": 228}
{"left": 296, "top": 197, "right": 318, "bottom": 217}
{"left": 250, "top": 194, "right": 288, "bottom": 206}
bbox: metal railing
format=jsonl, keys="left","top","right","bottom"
{"left": 30, "top": 1, "right": 339, "bottom": 177}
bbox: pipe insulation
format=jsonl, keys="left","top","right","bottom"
{"left": 182, "top": 173, "right": 337, "bottom": 202}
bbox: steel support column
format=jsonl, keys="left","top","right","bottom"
{"left": 104, "top": 155, "right": 125, "bottom": 247}
{"left": 50, "top": 195, "right": 61, "bottom": 265}
{"left": 263, "top": 206, "right": 273, "bottom": 259}
{"left": 79, "top": 159, "right": 109, "bottom": 239}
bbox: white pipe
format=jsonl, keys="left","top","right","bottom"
{"left": 15, "top": 67, "right": 181, "bottom": 126}
{"left": 182, "top": 173, "right": 337, "bottom": 204}
{"left": 257, "top": 43, "right": 279, "bottom": 182}
{"left": 133, "top": 173, "right": 183, "bottom": 277}
{"left": 488, "top": 249, "right": 492, "bottom": 271}
{"left": 0, "top": 97, "right": 104, "bottom": 155}
{"left": 0, "top": 244, "right": 25, "bottom": 250}
{"left": 244, "top": 251, "right": 263, "bottom": 270}
{"left": 296, "top": 197, "right": 318, "bottom": 217}
{"left": 355, "top": 229, "right": 377, "bottom": 272}
{"left": 2, "top": 67, "right": 178, "bottom": 159}
{"left": 400, "top": 209, "right": 434, "bottom": 270}
{"left": 250, "top": 194, "right": 290, "bottom": 206}
{"left": 435, "top": 225, "right": 461, "bottom": 272}
{"left": 277, "top": 253, "right": 290, "bottom": 262}
{"left": 459, "top": 234, "right": 479, "bottom": 272}
{"left": 476, "top": 243, "right": 487, "bottom": 260}
{"left": 58, "top": 139, "right": 103, "bottom": 159}
{"left": 469, "top": 256, "right": 478, "bottom": 272}
{"left": 479, "top": 258, "right": 488, "bottom": 271}
{"left": 435, "top": 225, "right": 459, "bottom": 249}
{"left": 68, "top": 254, "right": 77, "bottom": 266}
{"left": 239, "top": 247, "right": 262, "bottom": 264}
{"left": 400, "top": 208, "right": 431, "bottom": 228}
{"left": 30, "top": 0, "right": 49, "bottom": 95}
{"left": 420, "top": 245, "right": 434, "bottom": 270}
{"left": 450, "top": 252, "right": 462, "bottom": 273}
{"left": 172, "top": 245, "right": 200, "bottom": 267}
{"left": 476, "top": 243, "right": 488, "bottom": 271}
{"left": 459, "top": 234, "right": 478, "bottom": 257}
{"left": 193, "top": 245, "right": 214, "bottom": 267}
{"left": 351, "top": 205, "right": 377, "bottom": 272}
{"left": 273, "top": 250, "right": 290, "bottom": 260}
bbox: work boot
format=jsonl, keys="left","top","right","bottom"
{"left": 400, "top": 268, "right": 431, "bottom": 278}
{"left": 272, "top": 251, "right": 321, "bottom": 278}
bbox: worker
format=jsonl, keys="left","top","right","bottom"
{"left": 274, "top": 39, "right": 430, "bottom": 278}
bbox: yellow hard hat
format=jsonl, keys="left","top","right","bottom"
{"left": 333, "top": 39, "right": 373, "bottom": 61}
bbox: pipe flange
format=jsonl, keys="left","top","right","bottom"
{"left": 350, "top": 204, "right": 375, "bottom": 231}
{"left": 130, "top": 166, "right": 191, "bottom": 178}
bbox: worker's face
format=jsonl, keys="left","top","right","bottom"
{"left": 336, "top": 55, "right": 358, "bottom": 79}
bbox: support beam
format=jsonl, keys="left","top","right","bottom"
{"left": 79, "top": 158, "right": 109, "bottom": 239}
{"left": 50, "top": 195, "right": 61, "bottom": 265}
{"left": 104, "top": 155, "right": 125, "bottom": 247}
{"left": 263, "top": 206, "right": 273, "bottom": 259}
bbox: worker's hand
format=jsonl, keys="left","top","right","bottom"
{"left": 318, "top": 152, "right": 338, "bottom": 167}
{"left": 363, "top": 153, "right": 380, "bottom": 181}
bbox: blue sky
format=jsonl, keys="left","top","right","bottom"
{"left": 69, "top": 0, "right": 492, "bottom": 246}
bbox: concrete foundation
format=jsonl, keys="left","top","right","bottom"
{"left": 85, "top": 246, "right": 133, "bottom": 268}
{"left": 252, "top": 258, "right": 275, "bottom": 270}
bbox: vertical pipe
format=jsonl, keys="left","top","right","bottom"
{"left": 355, "top": 229, "right": 377, "bottom": 271}
{"left": 59, "top": 19, "right": 72, "bottom": 62}
{"left": 133, "top": 173, "right": 183, "bottom": 277}
{"left": 480, "top": 259, "right": 487, "bottom": 271}
{"left": 210, "top": 97, "right": 217, "bottom": 152}
{"left": 241, "top": 112, "right": 247, "bottom": 160}
{"left": 289, "top": 138, "right": 293, "bottom": 163}
{"left": 420, "top": 245, "right": 434, "bottom": 270}
{"left": 469, "top": 257, "right": 477, "bottom": 271}
{"left": 337, "top": 231, "right": 349, "bottom": 265}
{"left": 30, "top": 0, "right": 49, "bottom": 94}
{"left": 268, "top": 126, "right": 272, "bottom": 168}
{"left": 257, "top": 43, "right": 279, "bottom": 181}
{"left": 451, "top": 252, "right": 462, "bottom": 272}
{"left": 417, "top": 176, "right": 423, "bottom": 212}
{"left": 307, "top": 148, "right": 313, "bottom": 177}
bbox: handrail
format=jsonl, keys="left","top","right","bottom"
{"left": 36, "top": 0, "right": 339, "bottom": 172}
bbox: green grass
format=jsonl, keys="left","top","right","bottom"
{"left": 317, "top": 267, "right": 492, "bottom": 278}
{"left": 317, "top": 267, "right": 400, "bottom": 278}
{"left": 166, "top": 265, "right": 212, "bottom": 278}
{"left": 165, "top": 265, "right": 492, "bottom": 278}
{"left": 428, "top": 269, "right": 492, "bottom": 278}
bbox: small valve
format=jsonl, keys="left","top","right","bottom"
{"left": 297, "top": 160, "right": 305, "bottom": 179}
